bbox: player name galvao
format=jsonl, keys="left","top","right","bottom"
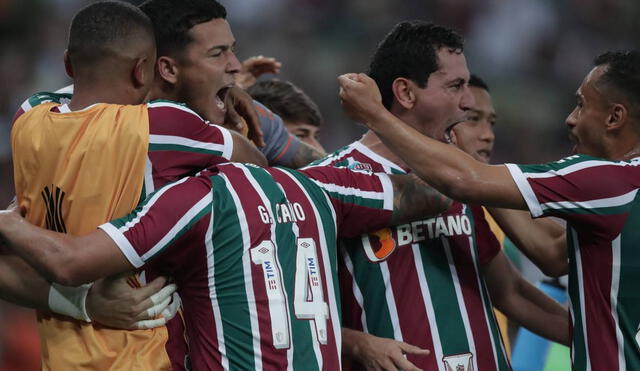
{"left": 258, "top": 202, "right": 306, "bottom": 224}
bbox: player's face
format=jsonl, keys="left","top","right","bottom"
{"left": 410, "top": 48, "right": 474, "bottom": 141}
{"left": 174, "top": 18, "right": 241, "bottom": 124}
{"left": 450, "top": 86, "right": 496, "bottom": 163}
{"left": 284, "top": 121, "right": 325, "bottom": 152}
{"left": 565, "top": 66, "right": 609, "bottom": 157}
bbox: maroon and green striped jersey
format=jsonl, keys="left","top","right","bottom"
{"left": 313, "top": 141, "right": 510, "bottom": 371}
{"left": 99, "top": 162, "right": 394, "bottom": 370}
{"left": 506, "top": 154, "right": 640, "bottom": 370}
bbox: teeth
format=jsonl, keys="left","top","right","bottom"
{"left": 215, "top": 95, "right": 225, "bottom": 110}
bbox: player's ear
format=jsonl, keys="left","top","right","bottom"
{"left": 63, "top": 50, "right": 74, "bottom": 78}
{"left": 132, "top": 56, "right": 151, "bottom": 88}
{"left": 391, "top": 77, "right": 415, "bottom": 110}
{"left": 156, "top": 56, "right": 179, "bottom": 85}
{"left": 606, "top": 103, "right": 628, "bottom": 131}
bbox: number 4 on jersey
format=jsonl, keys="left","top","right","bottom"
{"left": 294, "top": 238, "right": 329, "bottom": 345}
{"left": 251, "top": 238, "right": 330, "bottom": 349}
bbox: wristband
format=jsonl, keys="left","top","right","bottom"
{"left": 48, "top": 282, "right": 93, "bottom": 322}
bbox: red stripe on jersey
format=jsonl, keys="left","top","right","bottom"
{"left": 529, "top": 164, "right": 640, "bottom": 205}
{"left": 577, "top": 229, "right": 619, "bottom": 369}
{"left": 224, "top": 165, "right": 288, "bottom": 370}
{"left": 148, "top": 105, "right": 230, "bottom": 188}
{"left": 11, "top": 107, "right": 25, "bottom": 126}
{"left": 338, "top": 247, "right": 365, "bottom": 332}
{"left": 270, "top": 168, "right": 341, "bottom": 370}
{"left": 470, "top": 205, "right": 501, "bottom": 266}
{"left": 385, "top": 245, "right": 439, "bottom": 370}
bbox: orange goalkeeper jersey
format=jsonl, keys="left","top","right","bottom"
{"left": 11, "top": 96, "right": 171, "bottom": 371}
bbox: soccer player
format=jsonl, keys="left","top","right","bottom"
{"left": 338, "top": 49, "right": 640, "bottom": 370}
{"left": 316, "top": 21, "right": 568, "bottom": 370}
{"left": 5, "top": 1, "right": 265, "bottom": 370}
{"left": 248, "top": 79, "right": 326, "bottom": 152}
{"left": 0, "top": 161, "right": 452, "bottom": 370}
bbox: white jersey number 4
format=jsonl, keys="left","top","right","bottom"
{"left": 251, "top": 238, "right": 329, "bottom": 349}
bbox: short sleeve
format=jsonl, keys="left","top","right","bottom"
{"left": 147, "top": 100, "right": 233, "bottom": 191}
{"left": 99, "top": 175, "right": 213, "bottom": 268}
{"left": 299, "top": 166, "right": 393, "bottom": 238}
{"left": 505, "top": 155, "right": 640, "bottom": 219}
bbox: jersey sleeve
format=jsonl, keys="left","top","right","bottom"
{"left": 505, "top": 154, "right": 640, "bottom": 219}
{"left": 254, "top": 100, "right": 302, "bottom": 165}
{"left": 300, "top": 166, "right": 394, "bottom": 238}
{"left": 146, "top": 100, "right": 233, "bottom": 191}
{"left": 11, "top": 91, "right": 73, "bottom": 125}
{"left": 470, "top": 205, "right": 501, "bottom": 265}
{"left": 98, "top": 175, "right": 213, "bottom": 268}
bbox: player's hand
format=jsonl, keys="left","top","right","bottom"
{"left": 224, "top": 86, "right": 265, "bottom": 147}
{"left": 86, "top": 274, "right": 179, "bottom": 330}
{"left": 337, "top": 73, "right": 386, "bottom": 127}
{"left": 236, "top": 55, "right": 282, "bottom": 89}
{"left": 343, "top": 328, "right": 429, "bottom": 371}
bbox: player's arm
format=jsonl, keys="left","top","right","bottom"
{"left": 288, "top": 141, "right": 327, "bottom": 169}
{"left": 388, "top": 173, "right": 452, "bottom": 226}
{"left": 342, "top": 327, "right": 429, "bottom": 371}
{"left": 229, "top": 130, "right": 268, "bottom": 166}
{"left": 482, "top": 252, "right": 570, "bottom": 346}
{"left": 488, "top": 207, "right": 568, "bottom": 277}
{"left": 0, "top": 209, "right": 130, "bottom": 286}
{"left": 338, "top": 73, "right": 526, "bottom": 209}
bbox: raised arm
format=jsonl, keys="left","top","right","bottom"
{"left": 338, "top": 73, "right": 526, "bottom": 210}
{"left": 488, "top": 208, "right": 568, "bottom": 277}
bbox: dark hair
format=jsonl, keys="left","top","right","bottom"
{"left": 67, "top": 1, "right": 153, "bottom": 65}
{"left": 247, "top": 80, "right": 323, "bottom": 127}
{"left": 469, "top": 74, "right": 489, "bottom": 92}
{"left": 594, "top": 50, "right": 640, "bottom": 112}
{"left": 368, "top": 20, "right": 464, "bottom": 109}
{"left": 139, "top": 0, "right": 227, "bottom": 58}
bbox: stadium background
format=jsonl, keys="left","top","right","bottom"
{"left": 0, "top": 0, "right": 637, "bottom": 369}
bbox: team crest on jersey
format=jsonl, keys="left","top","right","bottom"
{"left": 362, "top": 227, "right": 396, "bottom": 262}
{"left": 443, "top": 352, "right": 473, "bottom": 371}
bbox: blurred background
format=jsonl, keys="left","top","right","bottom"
{"left": 0, "top": 0, "right": 638, "bottom": 369}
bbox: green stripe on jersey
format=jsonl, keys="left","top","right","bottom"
{"left": 517, "top": 154, "right": 595, "bottom": 174}
{"left": 27, "top": 92, "right": 72, "bottom": 107}
{"left": 542, "top": 204, "right": 632, "bottom": 217}
{"left": 319, "top": 189, "right": 384, "bottom": 211}
{"left": 567, "top": 229, "right": 587, "bottom": 371}
{"left": 419, "top": 239, "right": 471, "bottom": 355}
{"left": 148, "top": 143, "right": 224, "bottom": 156}
{"left": 248, "top": 166, "right": 320, "bottom": 371}
{"left": 347, "top": 246, "right": 397, "bottom": 339}
{"left": 617, "top": 193, "right": 640, "bottom": 368}
{"left": 210, "top": 175, "right": 256, "bottom": 370}
{"left": 467, "top": 205, "right": 509, "bottom": 369}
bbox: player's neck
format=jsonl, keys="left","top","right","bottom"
{"left": 69, "top": 81, "right": 142, "bottom": 111}
{"left": 360, "top": 130, "right": 409, "bottom": 169}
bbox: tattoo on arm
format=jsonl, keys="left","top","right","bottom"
{"left": 390, "top": 174, "right": 452, "bottom": 225}
{"left": 287, "top": 142, "right": 327, "bottom": 169}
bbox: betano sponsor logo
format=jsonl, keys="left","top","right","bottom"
{"left": 363, "top": 214, "right": 472, "bottom": 261}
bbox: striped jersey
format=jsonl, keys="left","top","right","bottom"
{"left": 99, "top": 162, "right": 394, "bottom": 370}
{"left": 506, "top": 154, "right": 640, "bottom": 370}
{"left": 12, "top": 93, "right": 234, "bottom": 371}
{"left": 314, "top": 141, "right": 510, "bottom": 371}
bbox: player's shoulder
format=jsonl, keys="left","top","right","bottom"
{"left": 19, "top": 91, "right": 72, "bottom": 113}
{"left": 147, "top": 99, "right": 206, "bottom": 121}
